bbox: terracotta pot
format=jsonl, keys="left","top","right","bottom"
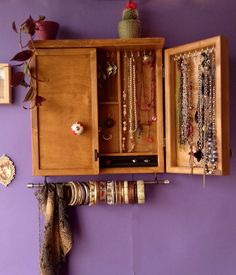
{"left": 36, "top": 20, "right": 59, "bottom": 40}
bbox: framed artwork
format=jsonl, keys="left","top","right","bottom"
{"left": 0, "top": 64, "right": 11, "bottom": 104}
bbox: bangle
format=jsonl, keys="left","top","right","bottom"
{"left": 89, "top": 181, "right": 96, "bottom": 206}
{"left": 114, "top": 180, "right": 118, "bottom": 204}
{"left": 133, "top": 181, "right": 137, "bottom": 203}
{"left": 128, "top": 181, "right": 135, "bottom": 204}
{"left": 107, "top": 181, "right": 115, "bottom": 205}
{"left": 99, "top": 181, "right": 107, "bottom": 204}
{"left": 123, "top": 181, "right": 129, "bottom": 204}
{"left": 137, "top": 180, "right": 145, "bottom": 204}
{"left": 120, "top": 181, "right": 124, "bottom": 204}
{"left": 68, "top": 181, "right": 77, "bottom": 206}
{"left": 117, "top": 181, "right": 122, "bottom": 204}
{"left": 81, "top": 182, "right": 90, "bottom": 205}
{"left": 77, "top": 182, "right": 85, "bottom": 205}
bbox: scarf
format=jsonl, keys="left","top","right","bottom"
{"left": 35, "top": 183, "right": 72, "bottom": 275}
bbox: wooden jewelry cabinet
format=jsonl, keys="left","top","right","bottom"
{"left": 31, "top": 36, "right": 229, "bottom": 176}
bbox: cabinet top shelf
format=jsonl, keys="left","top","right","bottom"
{"left": 33, "top": 37, "right": 165, "bottom": 50}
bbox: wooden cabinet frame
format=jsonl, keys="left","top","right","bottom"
{"left": 165, "top": 36, "right": 229, "bottom": 175}
{"left": 31, "top": 36, "right": 229, "bottom": 176}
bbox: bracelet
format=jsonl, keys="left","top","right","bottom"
{"left": 107, "top": 181, "right": 115, "bottom": 205}
{"left": 137, "top": 180, "right": 145, "bottom": 204}
{"left": 81, "top": 182, "right": 90, "bottom": 205}
{"left": 89, "top": 181, "right": 96, "bottom": 206}
{"left": 128, "top": 181, "right": 135, "bottom": 204}
{"left": 99, "top": 181, "right": 107, "bottom": 204}
{"left": 123, "top": 181, "right": 129, "bottom": 204}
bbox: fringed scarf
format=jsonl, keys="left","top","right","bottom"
{"left": 35, "top": 183, "right": 72, "bottom": 275}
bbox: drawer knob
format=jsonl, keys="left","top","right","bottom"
{"left": 71, "top": 121, "right": 85, "bottom": 136}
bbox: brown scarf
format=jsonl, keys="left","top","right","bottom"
{"left": 35, "top": 183, "right": 72, "bottom": 275}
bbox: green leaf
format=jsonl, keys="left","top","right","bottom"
{"left": 20, "top": 16, "right": 36, "bottom": 36}
{"left": 10, "top": 50, "right": 33, "bottom": 62}
{"left": 11, "top": 71, "right": 25, "bottom": 87}
{"left": 12, "top": 21, "right": 18, "bottom": 33}
{"left": 23, "top": 87, "right": 35, "bottom": 102}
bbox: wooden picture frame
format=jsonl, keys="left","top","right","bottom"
{"left": 0, "top": 63, "right": 11, "bottom": 104}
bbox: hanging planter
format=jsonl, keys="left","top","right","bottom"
{"left": 118, "top": 0, "right": 141, "bottom": 38}
{"left": 36, "top": 20, "right": 59, "bottom": 40}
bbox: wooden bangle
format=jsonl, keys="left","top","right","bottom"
{"left": 99, "top": 181, "right": 107, "bottom": 204}
{"left": 117, "top": 181, "right": 122, "bottom": 204}
{"left": 128, "top": 181, "right": 135, "bottom": 204}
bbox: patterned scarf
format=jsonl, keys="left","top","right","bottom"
{"left": 35, "top": 183, "right": 72, "bottom": 275}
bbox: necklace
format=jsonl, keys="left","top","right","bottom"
{"left": 175, "top": 47, "right": 217, "bottom": 175}
{"left": 122, "top": 51, "right": 128, "bottom": 152}
{"left": 195, "top": 49, "right": 217, "bottom": 174}
{"left": 127, "top": 51, "right": 138, "bottom": 152}
{"left": 139, "top": 50, "right": 156, "bottom": 143}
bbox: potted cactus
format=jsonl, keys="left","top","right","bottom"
{"left": 118, "top": 0, "right": 141, "bottom": 38}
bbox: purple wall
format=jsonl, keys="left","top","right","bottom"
{"left": 0, "top": 0, "right": 236, "bottom": 274}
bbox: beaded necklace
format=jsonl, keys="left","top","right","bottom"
{"left": 127, "top": 51, "right": 138, "bottom": 152}
{"left": 175, "top": 47, "right": 217, "bottom": 175}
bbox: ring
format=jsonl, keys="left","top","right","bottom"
{"left": 102, "top": 133, "right": 112, "bottom": 141}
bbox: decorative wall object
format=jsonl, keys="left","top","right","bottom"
{"left": 0, "top": 154, "right": 16, "bottom": 186}
{"left": 0, "top": 64, "right": 11, "bottom": 104}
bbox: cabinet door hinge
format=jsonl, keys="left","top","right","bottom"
{"left": 94, "top": 149, "right": 99, "bottom": 162}
{"left": 163, "top": 137, "right": 166, "bottom": 148}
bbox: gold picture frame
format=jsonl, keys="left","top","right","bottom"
{"left": 0, "top": 64, "right": 11, "bottom": 104}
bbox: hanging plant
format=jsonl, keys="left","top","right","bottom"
{"left": 10, "top": 15, "right": 46, "bottom": 108}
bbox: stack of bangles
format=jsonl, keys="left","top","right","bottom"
{"left": 66, "top": 180, "right": 145, "bottom": 206}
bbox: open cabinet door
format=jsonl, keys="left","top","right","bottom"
{"left": 32, "top": 48, "right": 99, "bottom": 176}
{"left": 164, "top": 36, "right": 230, "bottom": 175}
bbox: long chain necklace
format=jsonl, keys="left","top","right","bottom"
{"left": 128, "top": 51, "right": 138, "bottom": 152}
{"left": 175, "top": 48, "right": 217, "bottom": 175}
{"left": 195, "top": 49, "right": 217, "bottom": 174}
{"left": 205, "top": 50, "right": 218, "bottom": 174}
{"left": 122, "top": 51, "right": 128, "bottom": 152}
{"left": 178, "top": 57, "right": 193, "bottom": 145}
{"left": 139, "top": 51, "right": 156, "bottom": 143}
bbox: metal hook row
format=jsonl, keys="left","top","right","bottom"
{"left": 173, "top": 46, "right": 215, "bottom": 61}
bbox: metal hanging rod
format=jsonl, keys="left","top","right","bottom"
{"left": 26, "top": 179, "right": 170, "bottom": 188}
